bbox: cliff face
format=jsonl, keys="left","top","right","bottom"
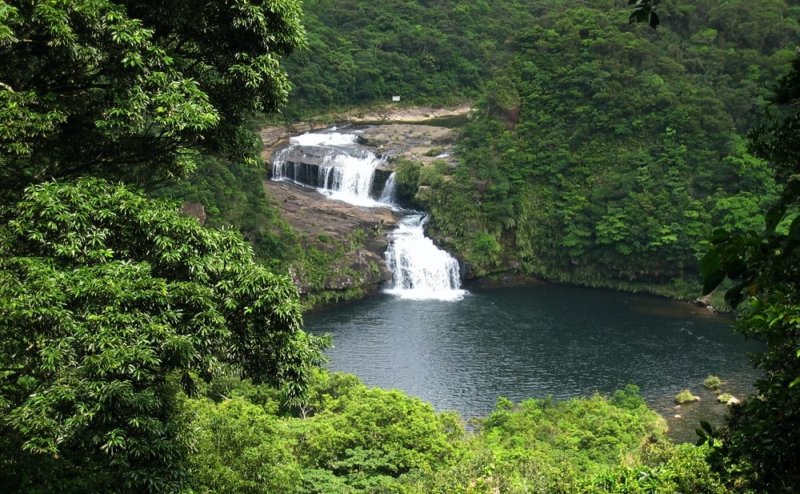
{"left": 262, "top": 179, "right": 397, "bottom": 302}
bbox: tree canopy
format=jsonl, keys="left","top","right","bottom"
{"left": 0, "top": 178, "right": 325, "bottom": 493}
{"left": 0, "top": 0, "right": 303, "bottom": 201}
{"left": 0, "top": 1, "right": 318, "bottom": 492}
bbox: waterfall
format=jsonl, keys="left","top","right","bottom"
{"left": 290, "top": 131, "right": 358, "bottom": 147}
{"left": 379, "top": 173, "right": 397, "bottom": 204}
{"left": 317, "top": 153, "right": 382, "bottom": 207}
{"left": 384, "top": 215, "right": 466, "bottom": 301}
{"left": 272, "top": 128, "right": 466, "bottom": 301}
{"left": 271, "top": 130, "right": 391, "bottom": 208}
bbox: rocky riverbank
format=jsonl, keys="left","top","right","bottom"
{"left": 259, "top": 104, "right": 470, "bottom": 166}
{"left": 333, "top": 103, "right": 472, "bottom": 125}
{"left": 357, "top": 124, "right": 459, "bottom": 167}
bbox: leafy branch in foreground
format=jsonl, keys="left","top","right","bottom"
{"left": 0, "top": 0, "right": 304, "bottom": 203}
{"left": 700, "top": 56, "right": 800, "bottom": 493}
{"left": 0, "top": 178, "right": 326, "bottom": 493}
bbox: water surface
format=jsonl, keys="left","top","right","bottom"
{"left": 306, "top": 284, "right": 762, "bottom": 441}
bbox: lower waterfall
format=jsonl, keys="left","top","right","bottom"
{"left": 384, "top": 214, "right": 466, "bottom": 301}
{"left": 272, "top": 128, "right": 466, "bottom": 301}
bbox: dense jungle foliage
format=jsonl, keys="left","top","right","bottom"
{"left": 0, "top": 1, "right": 324, "bottom": 491}
{"left": 699, "top": 55, "right": 800, "bottom": 493}
{"left": 187, "top": 372, "right": 725, "bottom": 494}
{"left": 2, "top": 0, "right": 800, "bottom": 493}
{"left": 391, "top": 1, "right": 800, "bottom": 297}
{"left": 281, "top": 0, "right": 538, "bottom": 116}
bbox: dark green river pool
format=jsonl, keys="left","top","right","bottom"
{"left": 305, "top": 284, "right": 762, "bottom": 441}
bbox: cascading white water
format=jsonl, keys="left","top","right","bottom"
{"left": 379, "top": 172, "right": 397, "bottom": 204}
{"left": 290, "top": 131, "right": 358, "bottom": 147}
{"left": 271, "top": 130, "right": 390, "bottom": 208}
{"left": 384, "top": 214, "right": 466, "bottom": 301}
{"left": 272, "top": 128, "right": 466, "bottom": 301}
{"left": 317, "top": 153, "right": 383, "bottom": 207}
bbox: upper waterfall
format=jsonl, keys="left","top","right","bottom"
{"left": 271, "top": 129, "right": 393, "bottom": 208}
{"left": 289, "top": 131, "right": 358, "bottom": 147}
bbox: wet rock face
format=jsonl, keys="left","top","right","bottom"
{"left": 270, "top": 146, "right": 330, "bottom": 186}
{"left": 263, "top": 180, "right": 397, "bottom": 295}
{"left": 259, "top": 122, "right": 331, "bottom": 164}
{"left": 357, "top": 124, "right": 459, "bottom": 165}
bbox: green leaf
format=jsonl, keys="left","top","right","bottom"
{"left": 789, "top": 215, "right": 800, "bottom": 241}
{"left": 648, "top": 12, "right": 660, "bottom": 29}
{"left": 724, "top": 282, "right": 746, "bottom": 308}
{"left": 765, "top": 203, "right": 787, "bottom": 232}
{"left": 699, "top": 251, "right": 721, "bottom": 279}
{"left": 710, "top": 229, "right": 730, "bottom": 243}
{"left": 703, "top": 268, "right": 726, "bottom": 296}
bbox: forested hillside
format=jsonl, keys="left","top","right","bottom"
{"left": 282, "top": 0, "right": 535, "bottom": 115}
{"left": 149, "top": 1, "right": 800, "bottom": 300}
{"left": 380, "top": 1, "right": 800, "bottom": 297}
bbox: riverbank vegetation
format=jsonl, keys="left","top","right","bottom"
{"left": 187, "top": 372, "right": 725, "bottom": 494}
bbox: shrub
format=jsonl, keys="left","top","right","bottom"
{"left": 717, "top": 393, "right": 733, "bottom": 404}
{"left": 704, "top": 375, "right": 722, "bottom": 390}
{"left": 675, "top": 389, "right": 699, "bottom": 404}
